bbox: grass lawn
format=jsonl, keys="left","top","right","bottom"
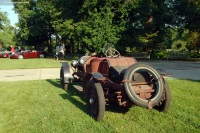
{"left": 0, "top": 54, "right": 82, "bottom": 70}
{"left": 0, "top": 78, "right": 199, "bottom": 133}
{"left": 0, "top": 58, "right": 65, "bottom": 70}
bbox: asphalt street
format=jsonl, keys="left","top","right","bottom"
{"left": 140, "top": 60, "right": 200, "bottom": 80}
{"left": 0, "top": 60, "right": 199, "bottom": 81}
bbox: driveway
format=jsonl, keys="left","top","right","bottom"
{"left": 0, "top": 60, "right": 199, "bottom": 81}
{"left": 140, "top": 60, "right": 200, "bottom": 80}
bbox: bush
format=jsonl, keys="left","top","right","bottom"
{"left": 126, "top": 47, "right": 138, "bottom": 55}
{"left": 189, "top": 52, "right": 200, "bottom": 58}
{"left": 154, "top": 50, "right": 168, "bottom": 59}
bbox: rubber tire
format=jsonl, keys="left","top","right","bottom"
{"left": 87, "top": 80, "right": 105, "bottom": 121}
{"left": 124, "top": 63, "right": 164, "bottom": 108}
{"left": 39, "top": 54, "right": 44, "bottom": 58}
{"left": 60, "top": 66, "right": 68, "bottom": 91}
{"left": 155, "top": 78, "right": 171, "bottom": 112}
{"left": 18, "top": 55, "right": 23, "bottom": 59}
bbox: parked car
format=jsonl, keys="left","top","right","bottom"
{"left": 60, "top": 46, "right": 171, "bottom": 121}
{"left": 10, "top": 50, "right": 46, "bottom": 59}
{"left": 0, "top": 51, "right": 12, "bottom": 58}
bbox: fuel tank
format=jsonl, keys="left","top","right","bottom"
{"left": 89, "top": 57, "right": 137, "bottom": 83}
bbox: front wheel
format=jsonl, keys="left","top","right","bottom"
{"left": 87, "top": 80, "right": 105, "bottom": 121}
{"left": 60, "top": 66, "right": 68, "bottom": 91}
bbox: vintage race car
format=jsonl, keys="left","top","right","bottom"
{"left": 10, "top": 50, "right": 46, "bottom": 59}
{"left": 60, "top": 47, "right": 171, "bottom": 121}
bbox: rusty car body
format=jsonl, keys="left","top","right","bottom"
{"left": 60, "top": 47, "right": 171, "bottom": 121}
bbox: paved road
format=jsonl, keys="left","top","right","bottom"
{"left": 140, "top": 60, "right": 200, "bottom": 80}
{"left": 0, "top": 60, "right": 199, "bottom": 81}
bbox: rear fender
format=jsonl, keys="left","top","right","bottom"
{"left": 61, "top": 62, "right": 71, "bottom": 83}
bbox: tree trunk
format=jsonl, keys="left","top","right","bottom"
{"left": 48, "top": 34, "right": 52, "bottom": 53}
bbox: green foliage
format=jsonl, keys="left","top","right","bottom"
{"left": 154, "top": 49, "right": 168, "bottom": 59}
{"left": 189, "top": 52, "right": 200, "bottom": 58}
{"left": 171, "top": 40, "right": 188, "bottom": 51}
{"left": 74, "top": 6, "right": 119, "bottom": 53}
{"left": 125, "top": 47, "right": 138, "bottom": 55}
{"left": 0, "top": 11, "right": 10, "bottom": 28}
{"left": 187, "top": 31, "right": 200, "bottom": 51}
{"left": 11, "top": 0, "right": 200, "bottom": 55}
{"left": 0, "top": 26, "right": 15, "bottom": 48}
{"left": 0, "top": 11, "right": 15, "bottom": 49}
{"left": 170, "top": 0, "right": 200, "bottom": 52}
{"left": 12, "top": 0, "right": 55, "bottom": 51}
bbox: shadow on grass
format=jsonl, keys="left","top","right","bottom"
{"left": 169, "top": 78, "right": 200, "bottom": 82}
{"left": 46, "top": 79, "right": 88, "bottom": 114}
{"left": 46, "top": 79, "right": 61, "bottom": 88}
{"left": 106, "top": 104, "right": 130, "bottom": 114}
{"left": 59, "top": 83, "right": 89, "bottom": 116}
{"left": 184, "top": 79, "right": 200, "bottom": 82}
{"left": 46, "top": 79, "right": 132, "bottom": 115}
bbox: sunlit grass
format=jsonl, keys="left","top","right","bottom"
{"left": 0, "top": 58, "right": 64, "bottom": 70}
{"left": 0, "top": 79, "right": 199, "bottom": 133}
{"left": 0, "top": 58, "right": 60, "bottom": 70}
{"left": 0, "top": 55, "right": 82, "bottom": 70}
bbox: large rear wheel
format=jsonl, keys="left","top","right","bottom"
{"left": 124, "top": 63, "right": 164, "bottom": 108}
{"left": 86, "top": 80, "right": 105, "bottom": 121}
{"left": 155, "top": 78, "right": 171, "bottom": 112}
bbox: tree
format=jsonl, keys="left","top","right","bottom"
{"left": 11, "top": 0, "right": 200, "bottom": 56}
{"left": 0, "top": 11, "right": 9, "bottom": 29}
{"left": 120, "top": 0, "right": 175, "bottom": 57}
{"left": 187, "top": 31, "right": 199, "bottom": 52}
{"left": 12, "top": 0, "right": 55, "bottom": 51}
{"left": 0, "top": 10, "right": 15, "bottom": 50}
{"left": 171, "top": 0, "right": 200, "bottom": 52}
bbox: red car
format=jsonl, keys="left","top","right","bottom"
{"left": 10, "top": 50, "right": 46, "bottom": 59}
{"left": 0, "top": 51, "right": 12, "bottom": 58}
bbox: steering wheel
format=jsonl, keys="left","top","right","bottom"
{"left": 105, "top": 48, "right": 121, "bottom": 58}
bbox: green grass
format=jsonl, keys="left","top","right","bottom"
{"left": 0, "top": 79, "right": 199, "bottom": 133}
{"left": 0, "top": 58, "right": 64, "bottom": 70}
{"left": 0, "top": 55, "right": 82, "bottom": 70}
